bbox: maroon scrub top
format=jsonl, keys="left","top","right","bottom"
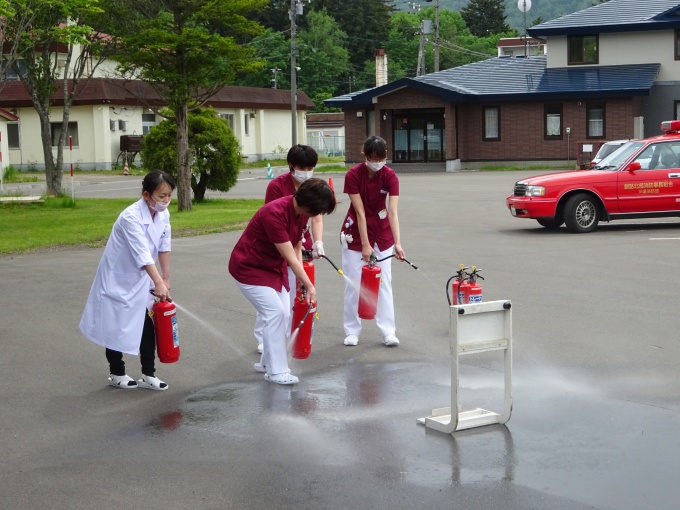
{"left": 265, "top": 172, "right": 313, "bottom": 250}
{"left": 229, "top": 195, "right": 308, "bottom": 292}
{"left": 341, "top": 162, "right": 399, "bottom": 252}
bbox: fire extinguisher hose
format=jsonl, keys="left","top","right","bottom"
{"left": 375, "top": 254, "right": 419, "bottom": 270}
{"left": 445, "top": 275, "right": 457, "bottom": 306}
{"left": 319, "top": 254, "right": 344, "bottom": 275}
{"left": 302, "top": 249, "right": 344, "bottom": 276}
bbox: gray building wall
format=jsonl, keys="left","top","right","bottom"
{"left": 642, "top": 83, "right": 680, "bottom": 138}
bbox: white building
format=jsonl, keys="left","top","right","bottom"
{"left": 0, "top": 79, "right": 314, "bottom": 170}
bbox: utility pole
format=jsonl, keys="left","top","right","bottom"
{"left": 290, "top": 0, "right": 300, "bottom": 145}
{"left": 434, "top": 0, "right": 440, "bottom": 71}
{"left": 417, "top": 19, "right": 432, "bottom": 77}
{"left": 424, "top": 0, "right": 440, "bottom": 71}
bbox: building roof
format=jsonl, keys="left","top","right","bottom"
{"left": 0, "top": 79, "right": 315, "bottom": 110}
{"left": 306, "top": 112, "right": 344, "bottom": 128}
{"left": 528, "top": 0, "right": 680, "bottom": 37}
{"left": 0, "top": 107, "right": 19, "bottom": 121}
{"left": 324, "top": 56, "right": 659, "bottom": 107}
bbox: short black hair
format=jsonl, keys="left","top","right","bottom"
{"left": 142, "top": 170, "right": 175, "bottom": 194}
{"left": 294, "top": 178, "right": 336, "bottom": 216}
{"left": 287, "top": 144, "right": 318, "bottom": 169}
{"left": 363, "top": 136, "right": 387, "bottom": 160}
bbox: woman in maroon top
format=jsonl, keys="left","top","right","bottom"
{"left": 251, "top": 145, "right": 325, "bottom": 354}
{"left": 229, "top": 178, "right": 336, "bottom": 385}
{"left": 340, "top": 136, "right": 405, "bottom": 347}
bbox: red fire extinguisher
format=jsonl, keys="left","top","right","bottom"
{"left": 151, "top": 293, "right": 180, "bottom": 363}
{"left": 464, "top": 266, "right": 484, "bottom": 304}
{"left": 291, "top": 254, "right": 316, "bottom": 359}
{"left": 446, "top": 264, "right": 469, "bottom": 306}
{"left": 358, "top": 254, "right": 381, "bottom": 320}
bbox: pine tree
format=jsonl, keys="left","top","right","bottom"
{"left": 461, "top": 0, "right": 510, "bottom": 37}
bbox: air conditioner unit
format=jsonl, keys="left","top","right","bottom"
{"left": 110, "top": 120, "right": 117, "bottom": 131}
{"left": 118, "top": 120, "right": 128, "bottom": 131}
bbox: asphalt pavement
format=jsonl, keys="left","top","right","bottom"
{"left": 1, "top": 168, "right": 679, "bottom": 510}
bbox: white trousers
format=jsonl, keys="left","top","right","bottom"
{"left": 342, "top": 243, "right": 396, "bottom": 338}
{"left": 254, "top": 266, "right": 295, "bottom": 346}
{"left": 237, "top": 281, "right": 291, "bottom": 376}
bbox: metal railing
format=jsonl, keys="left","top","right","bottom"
{"left": 308, "top": 133, "right": 345, "bottom": 157}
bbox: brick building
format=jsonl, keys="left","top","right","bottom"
{"left": 325, "top": 0, "right": 680, "bottom": 171}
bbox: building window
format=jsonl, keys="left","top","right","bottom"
{"left": 545, "top": 104, "right": 562, "bottom": 139}
{"left": 568, "top": 35, "right": 598, "bottom": 65}
{"left": 675, "top": 100, "right": 680, "bottom": 119}
{"left": 51, "top": 122, "right": 79, "bottom": 147}
{"left": 244, "top": 114, "right": 250, "bottom": 136}
{"left": 5, "top": 60, "right": 28, "bottom": 81}
{"left": 142, "top": 113, "right": 156, "bottom": 135}
{"left": 7, "top": 123, "right": 20, "bottom": 148}
{"left": 586, "top": 103, "right": 605, "bottom": 138}
{"left": 676, "top": 30, "right": 680, "bottom": 60}
{"left": 220, "top": 113, "right": 234, "bottom": 130}
{"left": 483, "top": 106, "right": 500, "bottom": 140}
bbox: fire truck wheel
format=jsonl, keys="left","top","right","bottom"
{"left": 536, "top": 218, "right": 563, "bottom": 229}
{"left": 564, "top": 193, "right": 600, "bottom": 233}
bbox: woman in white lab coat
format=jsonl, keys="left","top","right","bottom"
{"left": 80, "top": 170, "right": 175, "bottom": 390}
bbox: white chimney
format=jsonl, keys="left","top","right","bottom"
{"left": 375, "top": 49, "right": 388, "bottom": 87}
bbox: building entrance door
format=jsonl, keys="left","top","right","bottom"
{"left": 391, "top": 108, "right": 444, "bottom": 163}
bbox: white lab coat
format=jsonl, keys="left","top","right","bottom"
{"left": 80, "top": 197, "right": 171, "bottom": 355}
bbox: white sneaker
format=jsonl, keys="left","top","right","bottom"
{"left": 254, "top": 362, "right": 266, "bottom": 373}
{"left": 108, "top": 374, "right": 137, "bottom": 389}
{"left": 383, "top": 334, "right": 400, "bottom": 346}
{"left": 264, "top": 372, "right": 299, "bottom": 385}
{"left": 257, "top": 343, "right": 263, "bottom": 354}
{"left": 137, "top": 374, "right": 168, "bottom": 391}
{"left": 343, "top": 334, "right": 359, "bottom": 346}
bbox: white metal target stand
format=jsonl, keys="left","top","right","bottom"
{"left": 418, "top": 300, "right": 513, "bottom": 434}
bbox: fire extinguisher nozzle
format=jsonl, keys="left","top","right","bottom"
{"left": 403, "top": 258, "right": 418, "bottom": 270}
{"left": 337, "top": 269, "right": 344, "bottom": 276}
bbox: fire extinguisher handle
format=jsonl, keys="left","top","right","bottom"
{"left": 149, "top": 289, "right": 173, "bottom": 303}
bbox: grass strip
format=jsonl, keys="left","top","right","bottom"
{"left": 0, "top": 197, "right": 262, "bottom": 255}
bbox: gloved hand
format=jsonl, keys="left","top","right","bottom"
{"left": 312, "top": 240, "right": 325, "bottom": 259}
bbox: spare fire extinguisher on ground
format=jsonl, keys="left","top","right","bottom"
{"left": 291, "top": 252, "right": 318, "bottom": 359}
{"left": 150, "top": 290, "right": 180, "bottom": 363}
{"left": 446, "top": 264, "right": 469, "bottom": 306}
{"left": 445, "top": 264, "right": 484, "bottom": 305}
{"left": 465, "top": 266, "right": 484, "bottom": 303}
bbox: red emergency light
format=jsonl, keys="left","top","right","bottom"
{"left": 660, "top": 120, "right": 680, "bottom": 133}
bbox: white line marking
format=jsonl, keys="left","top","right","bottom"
{"left": 649, "top": 238, "right": 680, "bottom": 240}
{"left": 76, "top": 186, "right": 142, "bottom": 194}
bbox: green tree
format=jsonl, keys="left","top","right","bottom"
{"left": 236, "top": 29, "right": 290, "bottom": 89}
{"left": 366, "top": 9, "right": 497, "bottom": 86}
{"left": 2, "top": 0, "right": 111, "bottom": 195}
{"left": 234, "top": 10, "right": 349, "bottom": 112}
{"left": 296, "top": 9, "right": 349, "bottom": 110}
{"left": 141, "top": 108, "right": 240, "bottom": 201}
{"left": 461, "top": 0, "right": 510, "bottom": 37}
{"left": 309, "top": 0, "right": 392, "bottom": 71}
{"left": 0, "top": 0, "right": 41, "bottom": 82}
{"left": 109, "top": 0, "right": 266, "bottom": 211}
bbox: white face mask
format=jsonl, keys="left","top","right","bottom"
{"left": 293, "top": 169, "right": 314, "bottom": 183}
{"left": 150, "top": 197, "right": 169, "bottom": 213}
{"left": 366, "top": 160, "right": 386, "bottom": 172}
